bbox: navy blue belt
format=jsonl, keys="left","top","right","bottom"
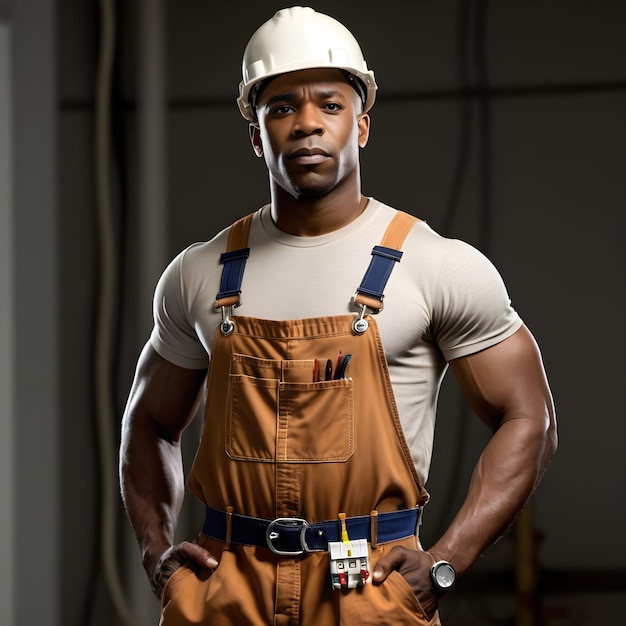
{"left": 202, "top": 506, "right": 421, "bottom": 556}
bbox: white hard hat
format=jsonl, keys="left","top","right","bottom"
{"left": 237, "top": 6, "right": 377, "bottom": 121}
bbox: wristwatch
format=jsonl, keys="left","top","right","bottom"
{"left": 430, "top": 560, "right": 456, "bottom": 591}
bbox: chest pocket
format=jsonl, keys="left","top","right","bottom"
{"left": 226, "top": 353, "right": 355, "bottom": 463}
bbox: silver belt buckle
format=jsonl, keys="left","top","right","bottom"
{"left": 266, "top": 517, "right": 310, "bottom": 555}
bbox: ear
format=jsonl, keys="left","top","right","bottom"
{"left": 249, "top": 123, "right": 263, "bottom": 157}
{"left": 357, "top": 113, "right": 370, "bottom": 149}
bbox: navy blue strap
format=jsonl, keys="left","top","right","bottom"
{"left": 215, "top": 247, "right": 250, "bottom": 304}
{"left": 202, "top": 505, "right": 420, "bottom": 553}
{"left": 215, "top": 213, "right": 254, "bottom": 309}
{"left": 355, "top": 245, "right": 403, "bottom": 303}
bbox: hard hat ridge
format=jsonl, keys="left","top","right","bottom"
{"left": 237, "top": 6, "right": 377, "bottom": 121}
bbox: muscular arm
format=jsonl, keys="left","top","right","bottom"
{"left": 374, "top": 325, "right": 557, "bottom": 614}
{"left": 119, "top": 343, "right": 215, "bottom": 593}
{"left": 429, "top": 324, "right": 557, "bottom": 573}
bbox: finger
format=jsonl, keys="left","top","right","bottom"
{"left": 152, "top": 542, "right": 219, "bottom": 598}
{"left": 372, "top": 546, "right": 407, "bottom": 583}
{"left": 174, "top": 541, "right": 218, "bottom": 570}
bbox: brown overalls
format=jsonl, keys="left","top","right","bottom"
{"left": 159, "top": 212, "right": 440, "bottom": 626}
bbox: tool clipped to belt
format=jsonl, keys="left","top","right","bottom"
{"left": 328, "top": 512, "right": 370, "bottom": 590}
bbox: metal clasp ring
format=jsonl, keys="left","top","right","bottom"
{"left": 352, "top": 303, "right": 370, "bottom": 334}
{"left": 219, "top": 305, "right": 235, "bottom": 336}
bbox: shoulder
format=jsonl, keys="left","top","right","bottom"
{"left": 425, "top": 236, "right": 521, "bottom": 359}
{"left": 399, "top": 219, "right": 503, "bottom": 284}
{"left": 171, "top": 209, "right": 263, "bottom": 279}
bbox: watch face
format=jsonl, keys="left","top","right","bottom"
{"left": 432, "top": 561, "right": 455, "bottom": 589}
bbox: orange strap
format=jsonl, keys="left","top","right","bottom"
{"left": 381, "top": 210, "right": 419, "bottom": 250}
{"left": 226, "top": 213, "right": 254, "bottom": 253}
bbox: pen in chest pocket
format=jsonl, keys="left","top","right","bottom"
{"left": 311, "top": 354, "right": 353, "bottom": 382}
{"left": 335, "top": 353, "right": 352, "bottom": 379}
{"left": 333, "top": 351, "right": 343, "bottom": 379}
{"left": 324, "top": 359, "right": 333, "bottom": 381}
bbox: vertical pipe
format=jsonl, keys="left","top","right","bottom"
{"left": 12, "top": 0, "right": 59, "bottom": 623}
{"left": 515, "top": 502, "right": 540, "bottom": 626}
{"left": 137, "top": 0, "right": 168, "bottom": 331}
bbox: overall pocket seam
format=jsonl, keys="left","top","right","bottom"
{"left": 226, "top": 362, "right": 355, "bottom": 463}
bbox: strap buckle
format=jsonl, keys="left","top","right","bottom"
{"left": 219, "top": 305, "right": 235, "bottom": 336}
{"left": 352, "top": 302, "right": 370, "bottom": 334}
{"left": 266, "top": 517, "right": 310, "bottom": 555}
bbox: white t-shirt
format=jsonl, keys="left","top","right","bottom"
{"left": 150, "top": 199, "right": 522, "bottom": 482}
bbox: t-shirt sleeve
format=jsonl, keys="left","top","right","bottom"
{"left": 432, "top": 239, "right": 523, "bottom": 361}
{"left": 149, "top": 248, "right": 210, "bottom": 369}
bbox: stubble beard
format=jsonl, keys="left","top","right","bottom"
{"left": 276, "top": 167, "right": 338, "bottom": 200}
{"left": 290, "top": 180, "right": 336, "bottom": 200}
{"left": 279, "top": 158, "right": 356, "bottom": 200}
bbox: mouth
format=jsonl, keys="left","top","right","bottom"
{"left": 288, "top": 147, "right": 331, "bottom": 165}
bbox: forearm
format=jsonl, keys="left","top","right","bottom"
{"left": 120, "top": 412, "right": 186, "bottom": 574}
{"left": 428, "top": 412, "right": 557, "bottom": 576}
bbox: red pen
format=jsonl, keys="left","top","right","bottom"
{"left": 333, "top": 351, "right": 344, "bottom": 380}
{"left": 313, "top": 358, "right": 319, "bottom": 382}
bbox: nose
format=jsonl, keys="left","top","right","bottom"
{"left": 293, "top": 103, "right": 324, "bottom": 137}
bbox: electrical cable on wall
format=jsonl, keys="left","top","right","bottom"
{"left": 431, "top": 0, "right": 482, "bottom": 538}
{"left": 440, "top": 0, "right": 492, "bottom": 253}
{"left": 474, "top": 0, "right": 492, "bottom": 254}
{"left": 440, "top": 0, "right": 475, "bottom": 237}
{"left": 437, "top": 3, "right": 536, "bottom": 624}
{"left": 94, "top": 0, "right": 137, "bottom": 624}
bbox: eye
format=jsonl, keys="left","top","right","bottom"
{"left": 323, "top": 102, "right": 343, "bottom": 112}
{"left": 269, "top": 104, "right": 294, "bottom": 115}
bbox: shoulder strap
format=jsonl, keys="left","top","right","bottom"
{"left": 214, "top": 213, "right": 254, "bottom": 309}
{"left": 353, "top": 211, "right": 419, "bottom": 312}
{"left": 380, "top": 210, "right": 418, "bottom": 250}
{"left": 225, "top": 213, "right": 254, "bottom": 253}
{"left": 215, "top": 210, "right": 419, "bottom": 312}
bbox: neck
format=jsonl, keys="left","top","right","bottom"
{"left": 270, "top": 181, "right": 367, "bottom": 237}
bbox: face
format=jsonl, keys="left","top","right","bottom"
{"left": 249, "top": 68, "right": 370, "bottom": 199}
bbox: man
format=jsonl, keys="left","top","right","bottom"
{"left": 120, "top": 7, "right": 557, "bottom": 625}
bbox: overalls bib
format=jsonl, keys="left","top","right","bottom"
{"left": 160, "top": 211, "right": 438, "bottom": 626}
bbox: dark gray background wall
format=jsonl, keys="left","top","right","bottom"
{"left": 2, "top": 0, "right": 625, "bottom": 625}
